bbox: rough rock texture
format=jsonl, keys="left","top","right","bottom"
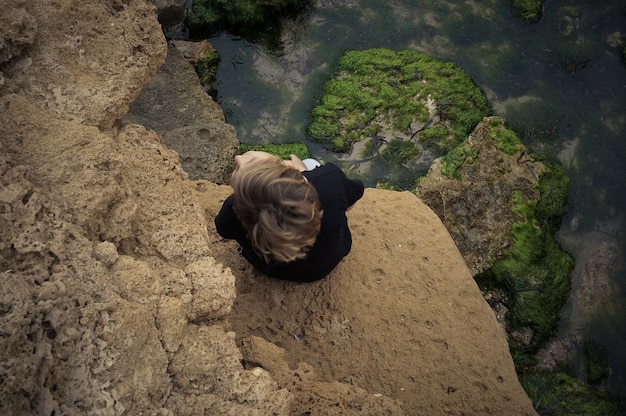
{"left": 416, "top": 117, "right": 546, "bottom": 276}
{"left": 0, "top": 6, "right": 37, "bottom": 63}
{"left": 0, "top": 0, "right": 537, "bottom": 415}
{"left": 0, "top": 1, "right": 288, "bottom": 414}
{"left": 0, "top": 0, "right": 166, "bottom": 130}
{"left": 0, "top": 91, "right": 297, "bottom": 414}
{"left": 125, "top": 43, "right": 238, "bottom": 184}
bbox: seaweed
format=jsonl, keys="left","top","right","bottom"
{"left": 440, "top": 143, "right": 477, "bottom": 178}
{"left": 382, "top": 140, "right": 419, "bottom": 166}
{"left": 489, "top": 118, "right": 524, "bottom": 155}
{"left": 239, "top": 142, "right": 311, "bottom": 161}
{"left": 488, "top": 162, "right": 573, "bottom": 365}
{"left": 512, "top": 0, "right": 544, "bottom": 23}
{"left": 308, "top": 48, "right": 490, "bottom": 154}
{"left": 520, "top": 369, "right": 625, "bottom": 415}
{"left": 195, "top": 49, "right": 221, "bottom": 87}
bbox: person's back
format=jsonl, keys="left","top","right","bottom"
{"left": 215, "top": 151, "right": 364, "bottom": 282}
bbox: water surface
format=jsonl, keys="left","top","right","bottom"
{"left": 208, "top": 0, "right": 626, "bottom": 393}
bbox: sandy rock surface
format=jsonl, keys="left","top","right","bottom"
{"left": 0, "top": 92, "right": 293, "bottom": 415}
{"left": 0, "top": 0, "right": 166, "bottom": 129}
{"left": 201, "top": 185, "right": 537, "bottom": 415}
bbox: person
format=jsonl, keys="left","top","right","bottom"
{"left": 215, "top": 151, "right": 364, "bottom": 282}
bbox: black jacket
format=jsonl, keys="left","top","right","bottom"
{"left": 215, "top": 163, "right": 364, "bottom": 282}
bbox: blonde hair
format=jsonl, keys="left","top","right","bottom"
{"left": 230, "top": 156, "right": 323, "bottom": 263}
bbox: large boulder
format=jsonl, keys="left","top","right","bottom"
{"left": 201, "top": 186, "right": 538, "bottom": 415}
{"left": 416, "top": 117, "right": 572, "bottom": 359}
{"left": 0, "top": 0, "right": 166, "bottom": 129}
{"left": 0, "top": 0, "right": 286, "bottom": 414}
{"left": 0, "top": 92, "right": 293, "bottom": 414}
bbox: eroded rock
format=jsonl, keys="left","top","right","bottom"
{"left": 0, "top": 0, "right": 167, "bottom": 129}
{"left": 416, "top": 116, "right": 546, "bottom": 276}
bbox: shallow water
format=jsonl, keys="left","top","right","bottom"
{"left": 207, "top": 0, "right": 626, "bottom": 393}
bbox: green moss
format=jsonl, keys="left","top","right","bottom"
{"left": 375, "top": 182, "right": 396, "bottom": 191}
{"left": 382, "top": 140, "right": 419, "bottom": 166}
{"left": 239, "top": 142, "right": 311, "bottom": 160}
{"left": 440, "top": 143, "right": 477, "bottom": 178}
{"left": 419, "top": 125, "right": 449, "bottom": 149}
{"left": 308, "top": 48, "right": 489, "bottom": 153}
{"left": 519, "top": 369, "right": 625, "bottom": 415}
{"left": 489, "top": 118, "right": 523, "bottom": 155}
{"left": 489, "top": 178, "right": 573, "bottom": 362}
{"left": 535, "top": 160, "right": 570, "bottom": 229}
{"left": 195, "top": 50, "right": 221, "bottom": 86}
{"left": 186, "top": 0, "right": 221, "bottom": 29}
{"left": 512, "top": 0, "right": 544, "bottom": 23}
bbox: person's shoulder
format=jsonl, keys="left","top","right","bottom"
{"left": 308, "top": 162, "right": 340, "bottom": 170}
{"left": 321, "top": 162, "right": 341, "bottom": 171}
{"left": 305, "top": 162, "right": 343, "bottom": 177}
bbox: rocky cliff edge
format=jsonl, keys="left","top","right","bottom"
{"left": 0, "top": 1, "right": 537, "bottom": 414}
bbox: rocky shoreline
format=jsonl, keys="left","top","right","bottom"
{"left": 0, "top": 1, "right": 537, "bottom": 414}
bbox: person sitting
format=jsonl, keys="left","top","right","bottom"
{"left": 215, "top": 151, "right": 364, "bottom": 282}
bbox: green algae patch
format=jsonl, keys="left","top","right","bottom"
{"left": 381, "top": 140, "right": 419, "bottom": 166}
{"left": 440, "top": 117, "right": 517, "bottom": 179}
{"left": 493, "top": 193, "right": 573, "bottom": 359}
{"left": 240, "top": 142, "right": 311, "bottom": 161}
{"left": 308, "top": 48, "right": 490, "bottom": 154}
{"left": 512, "top": 0, "right": 544, "bottom": 23}
{"left": 195, "top": 49, "right": 221, "bottom": 87}
{"left": 489, "top": 117, "right": 524, "bottom": 155}
{"left": 485, "top": 160, "right": 573, "bottom": 366}
{"left": 520, "top": 369, "right": 625, "bottom": 415}
{"left": 440, "top": 143, "right": 477, "bottom": 178}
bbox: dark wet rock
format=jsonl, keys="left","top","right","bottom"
{"left": 125, "top": 43, "right": 237, "bottom": 183}
{"left": 416, "top": 116, "right": 573, "bottom": 361}
{"left": 153, "top": 0, "right": 189, "bottom": 28}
